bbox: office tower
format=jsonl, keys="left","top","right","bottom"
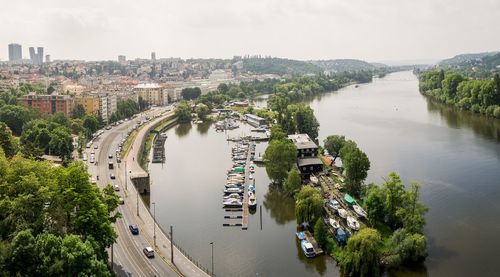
{"left": 29, "top": 47, "right": 35, "bottom": 63}
{"left": 151, "top": 52, "right": 156, "bottom": 61}
{"left": 37, "top": 47, "right": 44, "bottom": 64}
{"left": 45, "top": 54, "right": 51, "bottom": 63}
{"left": 8, "top": 43, "right": 22, "bottom": 61}
{"left": 118, "top": 55, "right": 126, "bottom": 63}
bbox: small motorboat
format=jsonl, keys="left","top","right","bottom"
{"left": 248, "top": 185, "right": 255, "bottom": 193}
{"left": 249, "top": 174, "right": 254, "bottom": 180}
{"left": 296, "top": 232, "right": 306, "bottom": 240}
{"left": 338, "top": 208, "right": 348, "bottom": 219}
{"left": 347, "top": 216, "right": 360, "bottom": 231}
{"left": 248, "top": 194, "right": 257, "bottom": 209}
{"left": 327, "top": 199, "right": 340, "bottom": 211}
{"left": 329, "top": 218, "right": 340, "bottom": 229}
{"left": 310, "top": 176, "right": 319, "bottom": 185}
{"left": 223, "top": 198, "right": 243, "bottom": 208}
{"left": 353, "top": 205, "right": 367, "bottom": 218}
{"left": 223, "top": 193, "right": 242, "bottom": 201}
{"left": 225, "top": 183, "right": 243, "bottom": 189}
{"left": 224, "top": 187, "right": 244, "bottom": 194}
{"left": 301, "top": 240, "right": 316, "bottom": 258}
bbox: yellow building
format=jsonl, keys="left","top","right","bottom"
{"left": 74, "top": 94, "right": 100, "bottom": 115}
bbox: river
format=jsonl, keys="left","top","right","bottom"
{"left": 150, "top": 71, "right": 500, "bottom": 276}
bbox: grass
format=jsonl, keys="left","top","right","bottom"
{"left": 120, "top": 124, "right": 146, "bottom": 160}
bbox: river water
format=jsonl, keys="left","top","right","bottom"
{"left": 150, "top": 71, "right": 500, "bottom": 276}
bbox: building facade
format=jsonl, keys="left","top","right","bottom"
{"left": 96, "top": 92, "right": 117, "bottom": 123}
{"left": 288, "top": 134, "right": 323, "bottom": 178}
{"left": 8, "top": 43, "right": 22, "bottom": 62}
{"left": 133, "top": 83, "right": 167, "bottom": 106}
{"left": 17, "top": 93, "right": 73, "bottom": 116}
{"left": 74, "top": 94, "right": 100, "bottom": 115}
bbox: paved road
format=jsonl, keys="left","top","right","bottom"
{"left": 86, "top": 107, "right": 209, "bottom": 277}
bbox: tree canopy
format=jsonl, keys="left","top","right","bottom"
{"left": 295, "top": 186, "right": 323, "bottom": 224}
{"left": 181, "top": 87, "right": 202, "bottom": 100}
{"left": 323, "top": 135, "right": 346, "bottom": 162}
{"left": 340, "top": 228, "right": 382, "bottom": 277}
{"left": 195, "top": 103, "right": 210, "bottom": 121}
{"left": 175, "top": 101, "right": 192, "bottom": 123}
{"left": 263, "top": 138, "right": 297, "bottom": 184}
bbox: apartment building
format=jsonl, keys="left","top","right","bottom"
{"left": 17, "top": 93, "right": 73, "bottom": 116}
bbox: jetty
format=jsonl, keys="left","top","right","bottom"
{"left": 304, "top": 231, "right": 324, "bottom": 255}
{"left": 151, "top": 133, "right": 167, "bottom": 163}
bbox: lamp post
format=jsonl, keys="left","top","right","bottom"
{"left": 209, "top": 242, "right": 214, "bottom": 276}
{"left": 152, "top": 202, "right": 156, "bottom": 248}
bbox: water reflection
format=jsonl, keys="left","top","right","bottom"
{"left": 175, "top": 123, "right": 192, "bottom": 137}
{"left": 426, "top": 99, "right": 500, "bottom": 142}
{"left": 196, "top": 121, "right": 211, "bottom": 135}
{"left": 262, "top": 184, "right": 296, "bottom": 225}
{"left": 295, "top": 240, "right": 329, "bottom": 276}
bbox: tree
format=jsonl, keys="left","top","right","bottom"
{"left": 314, "top": 218, "right": 328, "bottom": 248}
{"left": 70, "top": 104, "right": 86, "bottom": 119}
{"left": 263, "top": 139, "right": 297, "bottom": 184}
{"left": 341, "top": 228, "right": 382, "bottom": 277}
{"left": 195, "top": 103, "right": 210, "bottom": 121}
{"left": 284, "top": 168, "right": 301, "bottom": 194}
{"left": 295, "top": 186, "right": 323, "bottom": 224}
{"left": 397, "top": 182, "right": 428, "bottom": 234}
{"left": 269, "top": 125, "right": 286, "bottom": 142}
{"left": 175, "top": 101, "right": 192, "bottom": 123}
{"left": 385, "top": 228, "right": 427, "bottom": 267}
{"left": 294, "top": 104, "right": 319, "bottom": 140}
{"left": 342, "top": 147, "right": 370, "bottom": 197}
{"left": 363, "top": 185, "right": 386, "bottom": 227}
{"left": 47, "top": 86, "right": 56, "bottom": 94}
{"left": 181, "top": 87, "right": 202, "bottom": 100}
{"left": 323, "top": 135, "right": 346, "bottom": 162}
{"left": 382, "top": 172, "right": 406, "bottom": 229}
{"left": 0, "top": 122, "right": 18, "bottom": 158}
{"left": 0, "top": 105, "right": 32, "bottom": 136}
{"left": 82, "top": 115, "right": 99, "bottom": 138}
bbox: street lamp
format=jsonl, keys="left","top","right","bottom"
{"left": 209, "top": 242, "right": 214, "bottom": 276}
{"left": 152, "top": 202, "right": 156, "bottom": 248}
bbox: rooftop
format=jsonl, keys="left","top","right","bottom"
{"left": 288, "top": 134, "right": 318, "bottom": 150}
{"left": 297, "top": 156, "right": 323, "bottom": 167}
{"left": 134, "top": 83, "right": 160, "bottom": 89}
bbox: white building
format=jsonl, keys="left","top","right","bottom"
{"left": 133, "top": 83, "right": 168, "bottom": 106}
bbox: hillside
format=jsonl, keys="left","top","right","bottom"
{"left": 237, "top": 57, "right": 322, "bottom": 76}
{"left": 439, "top": 52, "right": 499, "bottom": 66}
{"left": 310, "top": 59, "right": 385, "bottom": 72}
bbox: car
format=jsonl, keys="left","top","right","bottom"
{"left": 110, "top": 174, "right": 116, "bottom": 179}
{"left": 119, "top": 197, "right": 124, "bottom": 204}
{"left": 94, "top": 145, "right": 98, "bottom": 149}
{"left": 108, "top": 154, "right": 113, "bottom": 159}
{"left": 143, "top": 247, "right": 154, "bottom": 258}
{"left": 105, "top": 126, "right": 112, "bottom": 130}
{"left": 129, "top": 224, "right": 139, "bottom": 235}
{"left": 114, "top": 184, "right": 120, "bottom": 191}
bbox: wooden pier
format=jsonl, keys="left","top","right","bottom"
{"left": 304, "top": 231, "right": 324, "bottom": 255}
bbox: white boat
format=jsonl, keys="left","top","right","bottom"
{"left": 327, "top": 199, "right": 340, "bottom": 210}
{"left": 223, "top": 193, "right": 242, "bottom": 201}
{"left": 353, "top": 205, "right": 367, "bottom": 218}
{"left": 223, "top": 198, "right": 243, "bottom": 208}
{"left": 338, "top": 208, "right": 348, "bottom": 219}
{"left": 249, "top": 174, "right": 254, "bottom": 180}
{"left": 347, "top": 216, "right": 360, "bottom": 231}
{"left": 310, "top": 176, "right": 319, "bottom": 185}
{"left": 224, "top": 187, "right": 244, "bottom": 194}
{"left": 248, "top": 193, "right": 257, "bottom": 209}
{"left": 329, "top": 218, "right": 340, "bottom": 229}
{"left": 225, "top": 183, "right": 243, "bottom": 189}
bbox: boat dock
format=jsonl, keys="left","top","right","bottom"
{"left": 304, "top": 231, "right": 324, "bottom": 255}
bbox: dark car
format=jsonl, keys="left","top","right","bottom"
{"left": 110, "top": 174, "right": 115, "bottom": 179}
{"left": 129, "top": 224, "right": 139, "bottom": 235}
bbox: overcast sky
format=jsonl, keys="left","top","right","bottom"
{"left": 1, "top": 0, "right": 499, "bottom": 62}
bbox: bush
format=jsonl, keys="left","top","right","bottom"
{"left": 494, "top": 106, "right": 500, "bottom": 118}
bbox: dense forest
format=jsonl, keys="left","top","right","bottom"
{"left": 240, "top": 57, "right": 322, "bottom": 76}
{"left": 419, "top": 69, "right": 500, "bottom": 118}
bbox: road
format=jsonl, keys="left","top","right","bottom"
{"left": 86, "top": 107, "right": 209, "bottom": 277}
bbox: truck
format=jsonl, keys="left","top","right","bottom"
{"left": 108, "top": 161, "right": 114, "bottom": 170}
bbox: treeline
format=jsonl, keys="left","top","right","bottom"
{"left": 419, "top": 69, "right": 500, "bottom": 118}
{"left": 0, "top": 150, "right": 118, "bottom": 276}
{"left": 110, "top": 97, "right": 147, "bottom": 123}
{"left": 240, "top": 57, "right": 322, "bottom": 76}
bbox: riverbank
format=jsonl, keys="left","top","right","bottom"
{"left": 139, "top": 118, "right": 178, "bottom": 169}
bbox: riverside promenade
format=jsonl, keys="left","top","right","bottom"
{"left": 124, "top": 111, "right": 210, "bottom": 277}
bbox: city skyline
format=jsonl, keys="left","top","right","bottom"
{"left": 1, "top": 0, "right": 499, "bottom": 63}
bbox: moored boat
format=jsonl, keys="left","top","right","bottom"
{"left": 248, "top": 193, "right": 257, "bottom": 209}
{"left": 329, "top": 218, "right": 340, "bottom": 229}
{"left": 347, "top": 216, "right": 360, "bottom": 230}
{"left": 338, "top": 208, "right": 348, "bottom": 218}
{"left": 224, "top": 187, "right": 244, "bottom": 194}
{"left": 353, "top": 204, "right": 367, "bottom": 218}
{"left": 301, "top": 240, "right": 316, "bottom": 258}
{"left": 310, "top": 175, "right": 319, "bottom": 185}
{"left": 223, "top": 193, "right": 242, "bottom": 201}
{"left": 223, "top": 198, "right": 243, "bottom": 208}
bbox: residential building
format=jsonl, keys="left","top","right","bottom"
{"left": 151, "top": 52, "right": 156, "bottom": 61}
{"left": 29, "top": 46, "right": 44, "bottom": 65}
{"left": 17, "top": 93, "right": 73, "bottom": 116}
{"left": 45, "top": 55, "right": 51, "bottom": 63}
{"left": 8, "top": 43, "right": 22, "bottom": 61}
{"left": 74, "top": 94, "right": 100, "bottom": 115}
{"left": 288, "top": 134, "right": 323, "bottom": 178}
{"left": 96, "top": 92, "right": 117, "bottom": 123}
{"left": 133, "top": 83, "right": 167, "bottom": 106}
{"left": 118, "top": 55, "right": 126, "bottom": 63}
